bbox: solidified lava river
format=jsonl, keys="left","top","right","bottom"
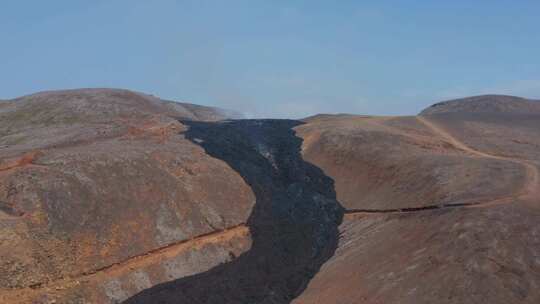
{"left": 123, "top": 120, "right": 345, "bottom": 303}
{"left": 120, "top": 117, "right": 538, "bottom": 303}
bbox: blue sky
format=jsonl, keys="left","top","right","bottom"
{"left": 1, "top": 1, "right": 539, "bottom": 118}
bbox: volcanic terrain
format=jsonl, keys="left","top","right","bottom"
{"left": 0, "top": 90, "right": 539, "bottom": 303}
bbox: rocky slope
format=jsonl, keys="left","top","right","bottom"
{"left": 0, "top": 89, "right": 255, "bottom": 303}
{"left": 1, "top": 91, "right": 539, "bottom": 303}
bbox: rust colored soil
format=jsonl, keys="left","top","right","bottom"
{"left": 0, "top": 225, "right": 250, "bottom": 303}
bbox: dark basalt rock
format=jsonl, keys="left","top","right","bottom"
{"left": 124, "top": 119, "right": 344, "bottom": 304}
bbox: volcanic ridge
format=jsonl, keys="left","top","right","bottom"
{"left": 1, "top": 90, "right": 539, "bottom": 304}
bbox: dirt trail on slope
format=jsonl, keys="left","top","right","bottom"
{"left": 416, "top": 116, "right": 539, "bottom": 201}
{"left": 0, "top": 225, "right": 250, "bottom": 302}
{"left": 415, "top": 116, "right": 494, "bottom": 157}
{"left": 0, "top": 151, "right": 44, "bottom": 173}
{"left": 345, "top": 116, "right": 539, "bottom": 219}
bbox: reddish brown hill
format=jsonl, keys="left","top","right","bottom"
{"left": 296, "top": 115, "right": 526, "bottom": 211}
{"left": 293, "top": 99, "right": 540, "bottom": 304}
{"left": 420, "top": 94, "right": 540, "bottom": 115}
{"left": 0, "top": 89, "right": 255, "bottom": 303}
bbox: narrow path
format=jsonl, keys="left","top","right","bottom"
{"left": 0, "top": 151, "right": 43, "bottom": 173}
{"left": 416, "top": 116, "right": 539, "bottom": 201}
{"left": 345, "top": 116, "right": 539, "bottom": 218}
{"left": 416, "top": 116, "right": 492, "bottom": 157}
{"left": 0, "top": 225, "right": 249, "bottom": 296}
{"left": 82, "top": 224, "right": 249, "bottom": 279}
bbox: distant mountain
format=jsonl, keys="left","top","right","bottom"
{"left": 420, "top": 94, "right": 540, "bottom": 115}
